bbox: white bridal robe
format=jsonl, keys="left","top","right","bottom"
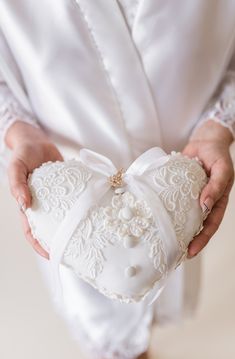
{"left": 1, "top": 1, "right": 235, "bottom": 358}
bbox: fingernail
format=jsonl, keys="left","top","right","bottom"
{"left": 187, "top": 251, "right": 197, "bottom": 259}
{"left": 202, "top": 210, "right": 210, "bottom": 221}
{"left": 17, "top": 196, "right": 26, "bottom": 213}
{"left": 201, "top": 197, "right": 214, "bottom": 214}
{"left": 38, "top": 248, "right": 50, "bottom": 260}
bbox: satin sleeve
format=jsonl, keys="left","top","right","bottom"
{"left": 0, "top": 70, "right": 39, "bottom": 181}
{"left": 0, "top": 71, "right": 39, "bottom": 148}
{"left": 191, "top": 69, "right": 235, "bottom": 140}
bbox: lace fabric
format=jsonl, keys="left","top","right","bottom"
{"left": 62, "top": 189, "right": 168, "bottom": 303}
{"left": 192, "top": 70, "right": 235, "bottom": 139}
{"left": 152, "top": 153, "right": 207, "bottom": 253}
{"left": 0, "top": 81, "right": 39, "bottom": 154}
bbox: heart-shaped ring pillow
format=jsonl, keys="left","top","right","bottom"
{"left": 25, "top": 147, "right": 207, "bottom": 304}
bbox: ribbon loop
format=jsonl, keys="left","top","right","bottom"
{"left": 126, "top": 147, "right": 170, "bottom": 176}
{"left": 79, "top": 148, "right": 117, "bottom": 177}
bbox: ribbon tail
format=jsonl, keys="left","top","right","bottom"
{"left": 125, "top": 176, "right": 180, "bottom": 306}
{"left": 49, "top": 179, "right": 111, "bottom": 305}
{"left": 146, "top": 275, "right": 169, "bottom": 307}
{"left": 50, "top": 148, "right": 119, "bottom": 304}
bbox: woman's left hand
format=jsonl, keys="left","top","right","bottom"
{"left": 182, "top": 119, "right": 234, "bottom": 258}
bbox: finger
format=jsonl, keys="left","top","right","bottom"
{"left": 182, "top": 144, "right": 198, "bottom": 158}
{"left": 188, "top": 190, "right": 229, "bottom": 257}
{"left": 20, "top": 212, "right": 50, "bottom": 260}
{"left": 182, "top": 145, "right": 210, "bottom": 175}
{"left": 8, "top": 158, "right": 32, "bottom": 210}
{"left": 199, "top": 160, "right": 232, "bottom": 214}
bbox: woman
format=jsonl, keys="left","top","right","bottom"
{"left": 0, "top": 1, "right": 235, "bottom": 358}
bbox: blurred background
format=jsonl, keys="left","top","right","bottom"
{"left": 0, "top": 147, "right": 235, "bottom": 359}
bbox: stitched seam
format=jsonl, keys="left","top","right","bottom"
{"left": 72, "top": 0, "right": 134, "bottom": 157}
{"left": 117, "top": 0, "right": 141, "bottom": 29}
{"left": 131, "top": 0, "right": 142, "bottom": 30}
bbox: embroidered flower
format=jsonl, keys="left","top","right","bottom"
{"left": 103, "top": 191, "right": 153, "bottom": 238}
{"left": 64, "top": 191, "right": 167, "bottom": 280}
{"left": 152, "top": 154, "right": 207, "bottom": 251}
{"left": 30, "top": 161, "right": 92, "bottom": 221}
{"left": 64, "top": 207, "right": 118, "bottom": 280}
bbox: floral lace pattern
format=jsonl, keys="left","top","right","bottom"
{"left": 29, "top": 160, "right": 92, "bottom": 222}
{"left": 103, "top": 191, "right": 153, "bottom": 238}
{"left": 0, "top": 84, "right": 39, "bottom": 152}
{"left": 152, "top": 153, "right": 207, "bottom": 252}
{"left": 193, "top": 70, "right": 235, "bottom": 139}
{"left": 64, "top": 191, "right": 167, "bottom": 280}
{"left": 64, "top": 206, "right": 117, "bottom": 280}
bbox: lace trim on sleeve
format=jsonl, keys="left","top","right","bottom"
{"left": 0, "top": 83, "right": 39, "bottom": 153}
{"left": 192, "top": 70, "right": 235, "bottom": 140}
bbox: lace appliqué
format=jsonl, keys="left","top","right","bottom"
{"left": 29, "top": 160, "right": 92, "bottom": 222}
{"left": 0, "top": 85, "right": 39, "bottom": 152}
{"left": 64, "top": 191, "right": 167, "bottom": 281}
{"left": 104, "top": 191, "right": 152, "bottom": 238}
{"left": 64, "top": 207, "right": 117, "bottom": 280}
{"left": 104, "top": 192, "right": 167, "bottom": 274}
{"left": 152, "top": 154, "right": 207, "bottom": 253}
{"left": 193, "top": 70, "right": 235, "bottom": 139}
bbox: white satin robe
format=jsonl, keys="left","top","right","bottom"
{"left": 1, "top": 1, "right": 235, "bottom": 358}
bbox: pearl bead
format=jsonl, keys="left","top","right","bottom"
{"left": 114, "top": 187, "right": 125, "bottom": 195}
{"left": 119, "top": 206, "right": 133, "bottom": 220}
{"left": 43, "top": 161, "right": 52, "bottom": 166}
{"left": 123, "top": 235, "right": 136, "bottom": 248}
{"left": 125, "top": 266, "right": 137, "bottom": 277}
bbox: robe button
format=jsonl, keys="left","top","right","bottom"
{"left": 125, "top": 266, "right": 137, "bottom": 277}
{"left": 123, "top": 235, "right": 136, "bottom": 248}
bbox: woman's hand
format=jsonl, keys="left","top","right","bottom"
{"left": 182, "top": 120, "right": 234, "bottom": 258}
{"left": 5, "top": 121, "right": 63, "bottom": 259}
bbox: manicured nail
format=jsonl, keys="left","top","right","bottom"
{"left": 202, "top": 211, "right": 209, "bottom": 221}
{"left": 38, "top": 247, "right": 50, "bottom": 260}
{"left": 202, "top": 197, "right": 214, "bottom": 214}
{"left": 18, "top": 196, "right": 26, "bottom": 213}
{"left": 187, "top": 251, "right": 197, "bottom": 259}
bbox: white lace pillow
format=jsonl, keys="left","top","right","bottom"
{"left": 25, "top": 147, "right": 207, "bottom": 304}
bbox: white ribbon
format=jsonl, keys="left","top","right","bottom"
{"left": 49, "top": 147, "right": 180, "bottom": 306}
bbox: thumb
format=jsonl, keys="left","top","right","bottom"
{"left": 7, "top": 158, "right": 32, "bottom": 211}
{"left": 200, "top": 161, "right": 230, "bottom": 214}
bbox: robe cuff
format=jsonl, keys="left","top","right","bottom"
{"left": 191, "top": 70, "right": 235, "bottom": 141}
{"left": 0, "top": 83, "right": 39, "bottom": 181}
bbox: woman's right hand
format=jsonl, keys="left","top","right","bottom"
{"left": 5, "top": 121, "right": 63, "bottom": 259}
